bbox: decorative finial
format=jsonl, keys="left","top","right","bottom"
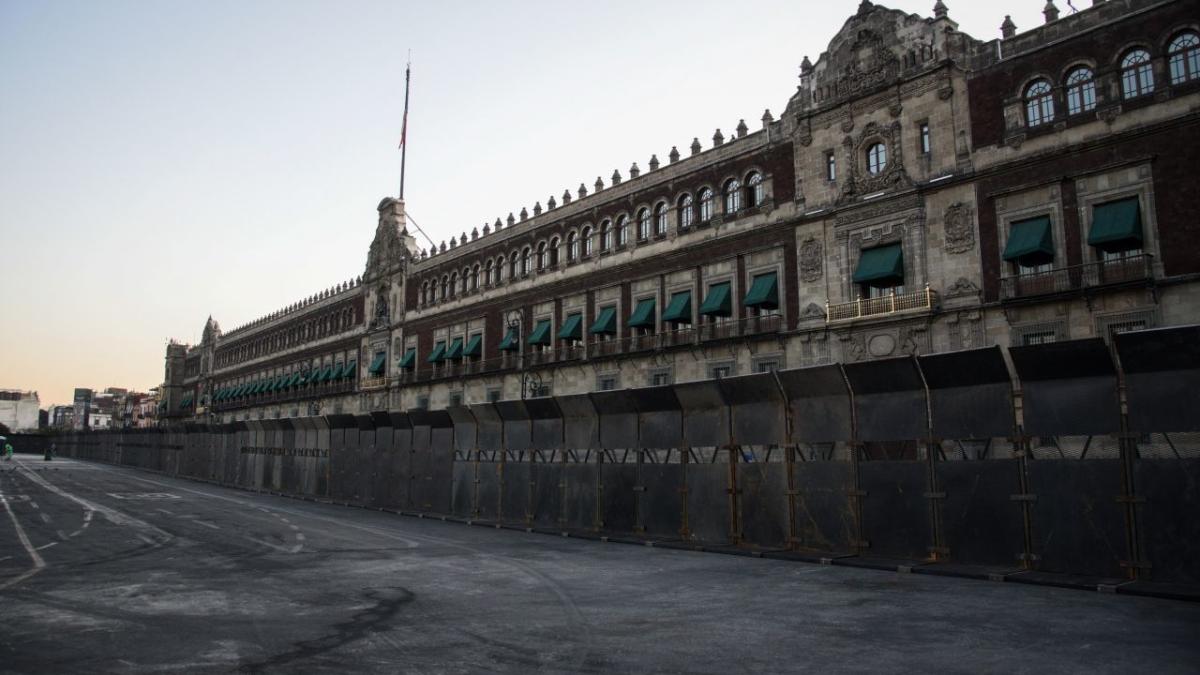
{"left": 736, "top": 119, "right": 749, "bottom": 137}
{"left": 668, "top": 146, "right": 680, "bottom": 163}
{"left": 519, "top": 207, "right": 528, "bottom": 221}
{"left": 649, "top": 154, "right": 660, "bottom": 170}
{"left": 611, "top": 169, "right": 622, "bottom": 185}
{"left": 483, "top": 222, "right": 491, "bottom": 235}
{"left": 712, "top": 129, "right": 724, "bottom": 146}
{"left": 1043, "top": 0, "right": 1059, "bottom": 23}
{"left": 533, "top": 201, "right": 542, "bottom": 216}
{"left": 594, "top": 176, "right": 604, "bottom": 192}
{"left": 506, "top": 213, "right": 515, "bottom": 227}
{"left": 449, "top": 237, "right": 457, "bottom": 249}
{"left": 578, "top": 183, "right": 587, "bottom": 199}
{"left": 548, "top": 195, "right": 557, "bottom": 209}
{"left": 471, "top": 226, "right": 479, "bottom": 240}
{"left": 690, "top": 137, "right": 702, "bottom": 155}
{"left": 562, "top": 189, "right": 572, "bottom": 205}
{"left": 800, "top": 55, "right": 814, "bottom": 74}
{"left": 629, "top": 162, "right": 640, "bottom": 178}
{"left": 1000, "top": 15, "right": 1016, "bottom": 38}
{"left": 932, "top": 0, "right": 948, "bottom": 18}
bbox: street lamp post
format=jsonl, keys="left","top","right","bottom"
{"left": 505, "top": 309, "right": 542, "bottom": 400}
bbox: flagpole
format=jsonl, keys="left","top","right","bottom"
{"left": 399, "top": 56, "right": 411, "bottom": 200}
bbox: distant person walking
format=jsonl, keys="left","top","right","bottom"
{"left": 4, "top": 441, "right": 13, "bottom": 461}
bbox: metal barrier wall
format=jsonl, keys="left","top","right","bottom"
{"left": 46, "top": 327, "right": 1200, "bottom": 592}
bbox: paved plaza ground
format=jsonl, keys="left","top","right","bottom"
{"left": 1, "top": 456, "right": 1197, "bottom": 674}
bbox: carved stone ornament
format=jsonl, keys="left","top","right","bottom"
{"left": 943, "top": 202, "right": 975, "bottom": 254}
{"left": 370, "top": 286, "right": 390, "bottom": 329}
{"left": 364, "top": 198, "right": 413, "bottom": 281}
{"left": 840, "top": 120, "right": 911, "bottom": 203}
{"left": 799, "top": 237, "right": 824, "bottom": 282}
{"left": 834, "top": 29, "right": 900, "bottom": 100}
{"left": 800, "top": 302, "right": 827, "bottom": 320}
{"left": 945, "top": 277, "right": 980, "bottom": 298}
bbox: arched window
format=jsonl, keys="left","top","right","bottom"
{"left": 678, "top": 194, "right": 693, "bottom": 229}
{"left": 485, "top": 260, "right": 494, "bottom": 286}
{"left": 599, "top": 220, "right": 611, "bottom": 251}
{"left": 698, "top": 188, "right": 713, "bottom": 222}
{"left": 636, "top": 208, "right": 650, "bottom": 240}
{"left": 866, "top": 142, "right": 888, "bottom": 175}
{"left": 549, "top": 237, "right": 560, "bottom": 266}
{"left": 471, "top": 264, "right": 480, "bottom": 290}
{"left": 1121, "top": 49, "right": 1154, "bottom": 98}
{"left": 654, "top": 202, "right": 668, "bottom": 236}
{"left": 724, "top": 178, "right": 741, "bottom": 214}
{"left": 567, "top": 231, "right": 578, "bottom": 261}
{"left": 1169, "top": 32, "right": 1200, "bottom": 84}
{"left": 746, "top": 172, "right": 764, "bottom": 207}
{"left": 616, "top": 215, "right": 629, "bottom": 247}
{"left": 509, "top": 252, "right": 519, "bottom": 279}
{"left": 1065, "top": 67, "right": 1096, "bottom": 115}
{"left": 440, "top": 275, "right": 449, "bottom": 300}
{"left": 520, "top": 247, "right": 531, "bottom": 276}
{"left": 1024, "top": 79, "right": 1054, "bottom": 126}
{"left": 495, "top": 256, "right": 505, "bottom": 283}
{"left": 449, "top": 273, "right": 458, "bottom": 298}
{"left": 421, "top": 281, "right": 429, "bottom": 305}
{"left": 460, "top": 269, "right": 469, "bottom": 293}
{"left": 537, "top": 242, "right": 547, "bottom": 270}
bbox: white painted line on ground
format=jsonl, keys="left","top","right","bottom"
{"left": 29, "top": 501, "right": 39, "bottom": 510}
{"left": 241, "top": 536, "right": 303, "bottom": 554}
{"left": 34, "top": 541, "right": 57, "bottom": 552}
{"left": 0, "top": 487, "right": 46, "bottom": 591}
{"left": 288, "top": 524, "right": 299, "bottom": 531}
{"left": 156, "top": 508, "right": 174, "bottom": 516}
{"left": 194, "top": 520, "right": 221, "bottom": 530}
{"left": 295, "top": 533, "right": 306, "bottom": 542}
{"left": 39, "top": 513, "right": 51, "bottom": 524}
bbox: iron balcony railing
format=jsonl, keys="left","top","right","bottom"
{"left": 1000, "top": 254, "right": 1153, "bottom": 300}
{"left": 826, "top": 285, "right": 938, "bottom": 324}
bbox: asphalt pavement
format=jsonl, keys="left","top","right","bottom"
{"left": 1, "top": 455, "right": 1197, "bottom": 674}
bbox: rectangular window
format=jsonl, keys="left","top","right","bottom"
{"left": 920, "top": 123, "right": 931, "bottom": 154}
{"left": 416, "top": 396, "right": 430, "bottom": 410}
{"left": 486, "top": 389, "right": 502, "bottom": 403}
{"left": 710, "top": 362, "right": 735, "bottom": 379}
{"left": 649, "top": 369, "right": 672, "bottom": 386}
{"left": 825, "top": 152, "right": 837, "bottom": 181}
{"left": 1021, "top": 331, "right": 1058, "bottom": 346}
{"left": 448, "top": 392, "right": 463, "bottom": 407}
{"left": 597, "top": 376, "right": 618, "bottom": 391}
{"left": 755, "top": 360, "right": 779, "bottom": 374}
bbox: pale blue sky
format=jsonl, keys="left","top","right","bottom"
{"left": 0, "top": 0, "right": 1047, "bottom": 406}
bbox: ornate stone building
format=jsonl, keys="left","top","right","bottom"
{"left": 162, "top": 0, "right": 1200, "bottom": 423}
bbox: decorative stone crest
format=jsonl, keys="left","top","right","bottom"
{"left": 943, "top": 202, "right": 975, "bottom": 254}
{"left": 800, "top": 303, "right": 827, "bottom": 320}
{"left": 944, "top": 277, "right": 980, "bottom": 298}
{"left": 799, "top": 237, "right": 824, "bottom": 282}
{"left": 364, "top": 198, "right": 415, "bottom": 281}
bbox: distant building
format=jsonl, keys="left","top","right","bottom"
{"left": 49, "top": 405, "right": 74, "bottom": 430}
{"left": 0, "top": 390, "right": 40, "bottom": 432}
{"left": 72, "top": 388, "right": 93, "bottom": 431}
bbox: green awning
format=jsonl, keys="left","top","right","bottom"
{"left": 498, "top": 327, "right": 520, "bottom": 352}
{"left": 699, "top": 282, "right": 732, "bottom": 317}
{"left": 427, "top": 341, "right": 446, "bottom": 363}
{"left": 399, "top": 348, "right": 416, "bottom": 369}
{"left": 852, "top": 245, "right": 904, "bottom": 287}
{"left": 232, "top": 385, "right": 243, "bottom": 397}
{"left": 627, "top": 298, "right": 656, "bottom": 328}
{"left": 662, "top": 291, "right": 692, "bottom": 324}
{"left": 1002, "top": 216, "right": 1054, "bottom": 265}
{"left": 743, "top": 272, "right": 779, "bottom": 309}
{"left": 342, "top": 360, "right": 357, "bottom": 379}
{"left": 558, "top": 313, "right": 583, "bottom": 340}
{"left": 272, "top": 376, "right": 285, "bottom": 391}
{"left": 445, "top": 337, "right": 464, "bottom": 360}
{"left": 528, "top": 319, "right": 552, "bottom": 345}
{"left": 248, "top": 381, "right": 260, "bottom": 394}
{"left": 1089, "top": 198, "right": 1143, "bottom": 252}
{"left": 463, "top": 333, "right": 482, "bottom": 357}
{"left": 329, "top": 364, "right": 343, "bottom": 381}
{"left": 590, "top": 306, "right": 617, "bottom": 335}
{"left": 368, "top": 352, "right": 387, "bottom": 374}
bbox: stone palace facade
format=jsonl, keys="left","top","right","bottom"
{"left": 162, "top": 0, "right": 1200, "bottom": 423}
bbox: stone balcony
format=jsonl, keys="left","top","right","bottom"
{"left": 826, "top": 285, "right": 938, "bottom": 324}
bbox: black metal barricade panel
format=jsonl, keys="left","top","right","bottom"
{"left": 719, "top": 374, "right": 787, "bottom": 447}
{"left": 737, "top": 450, "right": 788, "bottom": 549}
{"left": 639, "top": 452, "right": 684, "bottom": 539}
{"left": 313, "top": 417, "right": 330, "bottom": 498}
{"left": 327, "top": 427, "right": 346, "bottom": 499}
{"left": 936, "top": 460, "right": 1024, "bottom": 568}
{"left": 562, "top": 461, "right": 599, "bottom": 532}
{"left": 451, "top": 460, "right": 475, "bottom": 518}
{"left": 599, "top": 459, "right": 638, "bottom": 534}
{"left": 919, "top": 347, "right": 1015, "bottom": 440}
{"left": 369, "top": 424, "right": 394, "bottom": 508}
{"left": 468, "top": 404, "right": 504, "bottom": 452}
{"left": 476, "top": 458, "right": 501, "bottom": 521}
{"left": 420, "top": 410, "right": 454, "bottom": 513}
{"left": 630, "top": 386, "right": 683, "bottom": 451}
{"left": 558, "top": 394, "right": 600, "bottom": 451}
{"left": 342, "top": 427, "right": 363, "bottom": 504}
{"left": 447, "top": 406, "right": 478, "bottom": 453}
{"left": 526, "top": 398, "right": 565, "bottom": 451}
{"left": 792, "top": 460, "right": 856, "bottom": 552}
{"left": 1027, "top": 459, "right": 1126, "bottom": 578}
{"left": 1010, "top": 339, "right": 1120, "bottom": 436}
{"left": 494, "top": 400, "right": 532, "bottom": 451}
{"left": 673, "top": 381, "right": 730, "bottom": 449}
{"left": 858, "top": 461, "right": 933, "bottom": 560}
{"left": 389, "top": 413, "right": 412, "bottom": 508}
{"left": 531, "top": 458, "right": 565, "bottom": 529}
{"left": 1135, "top": 457, "right": 1200, "bottom": 584}
{"left": 500, "top": 455, "right": 530, "bottom": 524}
{"left": 592, "top": 390, "right": 640, "bottom": 450}
{"left": 772, "top": 365, "right": 849, "bottom": 444}
{"left": 685, "top": 455, "right": 732, "bottom": 544}
{"left": 408, "top": 409, "right": 433, "bottom": 452}
{"left": 1116, "top": 326, "right": 1200, "bottom": 432}
{"left": 843, "top": 358, "right": 928, "bottom": 443}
